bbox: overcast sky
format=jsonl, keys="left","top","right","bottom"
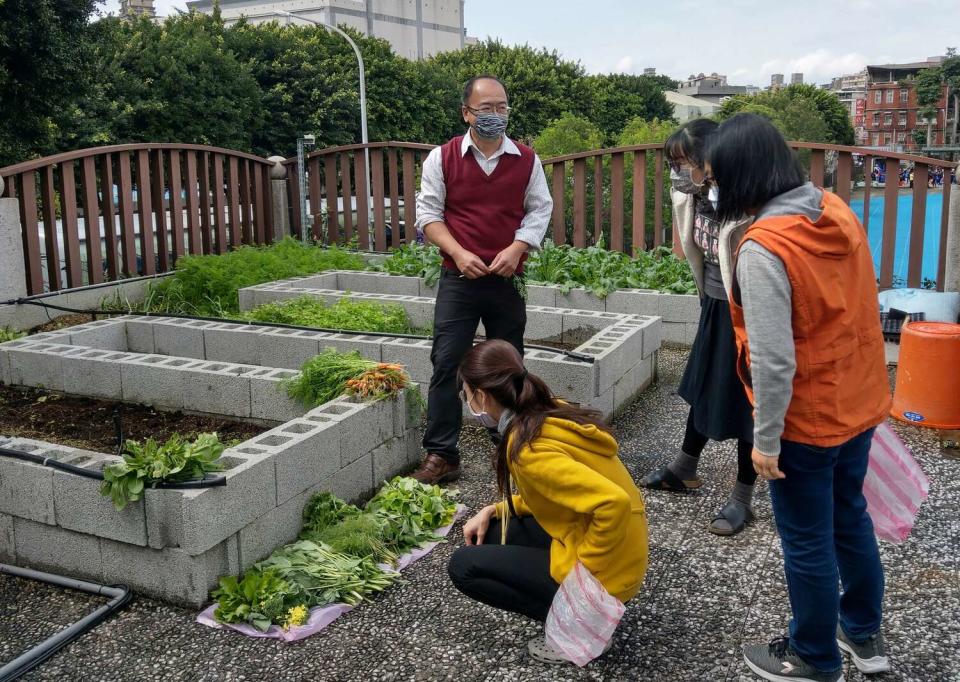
{"left": 96, "top": 0, "right": 957, "bottom": 86}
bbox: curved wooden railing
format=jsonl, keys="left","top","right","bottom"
{"left": 289, "top": 140, "right": 956, "bottom": 291}
{"left": 0, "top": 143, "right": 276, "bottom": 295}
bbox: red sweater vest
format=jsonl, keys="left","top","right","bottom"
{"left": 439, "top": 135, "right": 535, "bottom": 272}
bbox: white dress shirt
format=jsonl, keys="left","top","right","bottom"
{"left": 415, "top": 131, "right": 553, "bottom": 250}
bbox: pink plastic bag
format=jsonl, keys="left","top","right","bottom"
{"left": 864, "top": 422, "right": 930, "bottom": 543}
{"left": 544, "top": 562, "right": 625, "bottom": 667}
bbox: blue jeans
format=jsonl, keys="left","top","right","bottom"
{"left": 769, "top": 427, "right": 884, "bottom": 672}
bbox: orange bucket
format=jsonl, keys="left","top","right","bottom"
{"left": 891, "top": 321, "right": 960, "bottom": 429}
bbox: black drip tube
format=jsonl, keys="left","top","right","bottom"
{"left": 0, "top": 564, "right": 132, "bottom": 682}
{"left": 3, "top": 297, "right": 597, "bottom": 363}
{"left": 0, "top": 447, "right": 226, "bottom": 489}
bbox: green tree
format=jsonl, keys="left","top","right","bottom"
{"left": 618, "top": 117, "right": 676, "bottom": 250}
{"left": 533, "top": 113, "right": 604, "bottom": 158}
{"left": 427, "top": 39, "right": 591, "bottom": 143}
{"left": 583, "top": 74, "right": 675, "bottom": 143}
{"left": 0, "top": 0, "right": 98, "bottom": 165}
{"left": 716, "top": 83, "right": 853, "bottom": 144}
{"left": 914, "top": 66, "right": 944, "bottom": 146}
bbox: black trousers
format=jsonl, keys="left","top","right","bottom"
{"left": 448, "top": 516, "right": 558, "bottom": 622}
{"left": 423, "top": 270, "right": 526, "bottom": 464}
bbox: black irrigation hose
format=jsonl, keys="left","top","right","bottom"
{"left": 0, "top": 447, "right": 226, "bottom": 489}
{"left": 0, "top": 564, "right": 133, "bottom": 682}
{"left": 5, "top": 298, "right": 597, "bottom": 363}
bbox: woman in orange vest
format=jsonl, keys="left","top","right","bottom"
{"left": 707, "top": 113, "right": 892, "bottom": 682}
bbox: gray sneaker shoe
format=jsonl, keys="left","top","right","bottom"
{"left": 743, "top": 637, "right": 844, "bottom": 682}
{"left": 837, "top": 625, "right": 891, "bottom": 674}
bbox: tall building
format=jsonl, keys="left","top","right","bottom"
{"left": 864, "top": 57, "right": 950, "bottom": 151}
{"left": 790, "top": 72, "right": 803, "bottom": 85}
{"left": 827, "top": 69, "right": 869, "bottom": 144}
{"left": 771, "top": 73, "right": 785, "bottom": 89}
{"left": 120, "top": 0, "right": 155, "bottom": 18}
{"left": 678, "top": 72, "right": 746, "bottom": 105}
{"left": 643, "top": 67, "right": 657, "bottom": 77}
{"left": 185, "top": 0, "right": 471, "bottom": 60}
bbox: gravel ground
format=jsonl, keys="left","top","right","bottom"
{"left": 2, "top": 348, "right": 957, "bottom": 682}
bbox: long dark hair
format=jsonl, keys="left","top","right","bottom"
{"left": 458, "top": 340, "right": 612, "bottom": 497}
{"left": 706, "top": 113, "right": 805, "bottom": 223}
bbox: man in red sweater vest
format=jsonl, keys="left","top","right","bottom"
{"left": 412, "top": 75, "right": 553, "bottom": 484}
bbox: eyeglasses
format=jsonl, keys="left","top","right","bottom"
{"left": 465, "top": 104, "right": 512, "bottom": 116}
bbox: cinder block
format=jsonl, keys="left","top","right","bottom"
{"left": 340, "top": 397, "right": 396, "bottom": 465}
{"left": 268, "top": 417, "right": 343, "bottom": 505}
{"left": 257, "top": 328, "right": 323, "bottom": 369}
{"left": 144, "top": 449, "right": 277, "bottom": 555}
{"left": 0, "top": 513, "right": 14, "bottom": 562}
{"left": 640, "top": 316, "right": 662, "bottom": 358}
{"left": 406, "top": 427, "right": 424, "bottom": 467}
{"left": 252, "top": 285, "right": 315, "bottom": 308}
{"left": 684, "top": 322, "right": 700, "bottom": 346}
{"left": 62, "top": 348, "right": 124, "bottom": 400}
{"left": 418, "top": 279, "right": 438, "bottom": 298}
{"left": 182, "top": 361, "right": 254, "bottom": 418}
{"left": 522, "top": 307, "right": 563, "bottom": 343}
{"left": 120, "top": 355, "right": 196, "bottom": 409}
{"left": 394, "top": 385, "right": 426, "bottom": 434}
{"left": 124, "top": 316, "right": 156, "bottom": 353}
{"left": 613, "top": 354, "right": 656, "bottom": 413}
{"left": 238, "top": 488, "right": 306, "bottom": 567}
{"left": 0, "top": 453, "right": 55, "bottom": 524}
{"left": 100, "top": 534, "right": 236, "bottom": 608}
{"left": 318, "top": 333, "right": 385, "bottom": 362}
{"left": 53, "top": 462, "right": 148, "bottom": 546}
{"left": 7, "top": 343, "right": 72, "bottom": 390}
{"left": 525, "top": 350, "right": 598, "bottom": 404}
{"left": 381, "top": 338, "right": 433, "bottom": 383}
{"left": 14, "top": 516, "right": 104, "bottom": 583}
{"left": 248, "top": 369, "right": 306, "bottom": 423}
{"left": 587, "top": 385, "right": 615, "bottom": 422}
{"left": 372, "top": 435, "right": 413, "bottom": 485}
{"left": 68, "top": 319, "right": 128, "bottom": 351}
{"left": 556, "top": 288, "right": 606, "bottom": 312}
{"left": 562, "top": 311, "right": 618, "bottom": 346}
{"left": 339, "top": 271, "right": 421, "bottom": 296}
{"left": 317, "top": 451, "right": 374, "bottom": 505}
{"left": 590, "top": 323, "right": 646, "bottom": 395}
{"left": 661, "top": 321, "right": 687, "bottom": 346}
{"left": 203, "top": 323, "right": 266, "bottom": 365}
{"left": 605, "top": 289, "right": 660, "bottom": 316}
{"left": 658, "top": 293, "right": 701, "bottom": 323}
{"left": 154, "top": 318, "right": 211, "bottom": 359}
{"left": 237, "top": 286, "right": 256, "bottom": 311}
{"left": 526, "top": 285, "right": 558, "bottom": 308}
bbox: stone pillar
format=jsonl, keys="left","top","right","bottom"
{"left": 267, "top": 156, "right": 291, "bottom": 242}
{"left": 944, "top": 183, "right": 960, "bottom": 293}
{"left": 0, "top": 179, "right": 27, "bottom": 300}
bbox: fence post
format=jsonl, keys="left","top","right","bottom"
{"left": 945, "top": 184, "right": 960, "bottom": 293}
{"left": 268, "top": 156, "right": 290, "bottom": 242}
{"left": 0, "top": 177, "right": 27, "bottom": 300}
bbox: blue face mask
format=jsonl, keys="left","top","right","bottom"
{"left": 472, "top": 112, "right": 509, "bottom": 139}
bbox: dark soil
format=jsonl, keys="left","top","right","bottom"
{"left": 32, "top": 313, "right": 97, "bottom": 334}
{"left": 0, "top": 385, "right": 266, "bottom": 452}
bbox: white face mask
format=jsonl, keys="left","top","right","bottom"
{"left": 707, "top": 184, "right": 720, "bottom": 211}
{"left": 464, "top": 390, "right": 498, "bottom": 429}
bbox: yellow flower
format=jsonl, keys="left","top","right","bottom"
{"left": 282, "top": 604, "right": 309, "bottom": 630}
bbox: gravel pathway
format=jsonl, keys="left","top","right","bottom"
{"left": 1, "top": 348, "right": 956, "bottom": 681}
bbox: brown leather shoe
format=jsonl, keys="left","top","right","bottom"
{"left": 411, "top": 453, "right": 461, "bottom": 485}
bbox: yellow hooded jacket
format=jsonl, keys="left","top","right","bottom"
{"left": 499, "top": 417, "right": 648, "bottom": 603}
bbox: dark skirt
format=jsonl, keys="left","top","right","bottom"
{"left": 677, "top": 295, "right": 754, "bottom": 443}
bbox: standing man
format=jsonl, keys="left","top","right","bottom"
{"left": 411, "top": 75, "right": 553, "bottom": 485}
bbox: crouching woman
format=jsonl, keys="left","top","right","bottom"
{"left": 447, "top": 339, "right": 648, "bottom": 665}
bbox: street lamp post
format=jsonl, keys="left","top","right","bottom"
{"left": 279, "top": 10, "right": 372, "bottom": 248}
{"left": 297, "top": 134, "right": 315, "bottom": 243}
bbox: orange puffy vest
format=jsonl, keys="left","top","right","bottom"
{"left": 729, "top": 191, "right": 891, "bottom": 447}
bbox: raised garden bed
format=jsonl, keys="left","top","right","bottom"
{"left": 0, "top": 319, "right": 425, "bottom": 608}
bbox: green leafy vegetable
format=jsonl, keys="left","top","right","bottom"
{"left": 365, "top": 476, "right": 459, "bottom": 554}
{"left": 0, "top": 327, "right": 25, "bottom": 343}
{"left": 301, "top": 491, "right": 361, "bottom": 537}
{"left": 285, "top": 349, "right": 377, "bottom": 408}
{"left": 307, "top": 513, "right": 398, "bottom": 565}
{"left": 212, "top": 568, "right": 301, "bottom": 632}
{"left": 370, "top": 243, "right": 442, "bottom": 286}
{"left": 244, "top": 296, "right": 414, "bottom": 334}
{"left": 100, "top": 432, "right": 226, "bottom": 511}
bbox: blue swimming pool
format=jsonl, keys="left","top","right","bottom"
{"left": 849, "top": 192, "right": 944, "bottom": 286}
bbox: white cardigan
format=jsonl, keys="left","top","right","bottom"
{"left": 671, "top": 188, "right": 751, "bottom": 297}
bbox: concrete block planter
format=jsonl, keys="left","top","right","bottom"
{"left": 0, "top": 321, "right": 426, "bottom": 607}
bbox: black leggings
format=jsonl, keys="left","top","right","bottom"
{"left": 447, "top": 516, "right": 558, "bottom": 622}
{"left": 681, "top": 410, "right": 758, "bottom": 486}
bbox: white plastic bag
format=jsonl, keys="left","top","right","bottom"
{"left": 544, "top": 562, "right": 625, "bottom": 667}
{"left": 864, "top": 422, "right": 930, "bottom": 544}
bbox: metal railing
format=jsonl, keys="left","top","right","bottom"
{"left": 0, "top": 144, "right": 275, "bottom": 295}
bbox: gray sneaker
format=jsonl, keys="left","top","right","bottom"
{"left": 743, "top": 637, "right": 844, "bottom": 682}
{"left": 837, "top": 625, "right": 891, "bottom": 674}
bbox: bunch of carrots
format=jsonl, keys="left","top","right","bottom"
{"left": 345, "top": 363, "right": 411, "bottom": 400}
